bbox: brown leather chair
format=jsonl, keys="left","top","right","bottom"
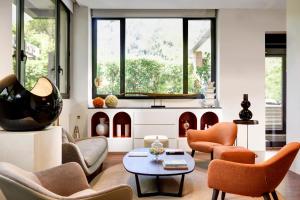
{"left": 187, "top": 122, "right": 237, "bottom": 159}
{"left": 208, "top": 142, "right": 300, "bottom": 200}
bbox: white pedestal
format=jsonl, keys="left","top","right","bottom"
{"left": 0, "top": 126, "right": 62, "bottom": 172}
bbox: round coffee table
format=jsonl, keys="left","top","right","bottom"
{"left": 123, "top": 148, "right": 195, "bottom": 197}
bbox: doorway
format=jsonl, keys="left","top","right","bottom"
{"left": 265, "top": 33, "right": 286, "bottom": 148}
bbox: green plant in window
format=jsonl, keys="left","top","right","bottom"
{"left": 126, "top": 59, "right": 162, "bottom": 93}
{"left": 97, "top": 62, "right": 120, "bottom": 94}
{"left": 196, "top": 52, "right": 211, "bottom": 86}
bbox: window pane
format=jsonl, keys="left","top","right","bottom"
{"left": 24, "top": 0, "right": 56, "bottom": 90}
{"left": 125, "top": 19, "right": 183, "bottom": 94}
{"left": 12, "top": 1, "right": 17, "bottom": 73}
{"left": 96, "top": 20, "right": 120, "bottom": 95}
{"left": 59, "top": 4, "right": 69, "bottom": 95}
{"left": 188, "top": 20, "right": 212, "bottom": 94}
{"left": 265, "top": 57, "right": 283, "bottom": 131}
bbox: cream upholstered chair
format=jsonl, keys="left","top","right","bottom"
{"left": 0, "top": 162, "right": 133, "bottom": 200}
{"left": 62, "top": 130, "right": 108, "bottom": 178}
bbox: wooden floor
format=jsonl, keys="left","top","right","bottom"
{"left": 102, "top": 151, "right": 300, "bottom": 200}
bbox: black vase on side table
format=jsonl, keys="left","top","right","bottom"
{"left": 234, "top": 94, "right": 258, "bottom": 149}
{"left": 239, "top": 94, "right": 253, "bottom": 120}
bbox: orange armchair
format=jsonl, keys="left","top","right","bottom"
{"left": 187, "top": 122, "right": 237, "bottom": 159}
{"left": 208, "top": 142, "right": 300, "bottom": 200}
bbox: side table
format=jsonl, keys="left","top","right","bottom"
{"left": 233, "top": 120, "right": 259, "bottom": 149}
{"left": 0, "top": 126, "right": 62, "bottom": 171}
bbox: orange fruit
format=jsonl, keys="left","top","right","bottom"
{"left": 93, "top": 97, "right": 104, "bottom": 108}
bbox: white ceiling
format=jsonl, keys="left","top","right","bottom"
{"left": 76, "top": 0, "right": 286, "bottom": 9}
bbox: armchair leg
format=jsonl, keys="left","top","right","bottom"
{"left": 212, "top": 189, "right": 219, "bottom": 200}
{"left": 221, "top": 191, "right": 226, "bottom": 200}
{"left": 191, "top": 150, "right": 195, "bottom": 157}
{"left": 263, "top": 193, "right": 271, "bottom": 200}
{"left": 271, "top": 191, "right": 279, "bottom": 200}
{"left": 211, "top": 152, "right": 214, "bottom": 160}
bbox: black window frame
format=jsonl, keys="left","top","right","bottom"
{"left": 92, "top": 17, "right": 216, "bottom": 99}
{"left": 265, "top": 33, "right": 286, "bottom": 137}
{"left": 56, "top": 1, "right": 71, "bottom": 99}
{"left": 13, "top": 0, "right": 71, "bottom": 99}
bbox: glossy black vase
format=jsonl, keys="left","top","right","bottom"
{"left": 239, "top": 94, "right": 253, "bottom": 120}
{"left": 0, "top": 74, "right": 63, "bottom": 131}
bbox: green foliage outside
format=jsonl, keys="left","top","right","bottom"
{"left": 12, "top": 18, "right": 55, "bottom": 90}
{"left": 125, "top": 59, "right": 183, "bottom": 94}
{"left": 24, "top": 19, "right": 55, "bottom": 90}
{"left": 265, "top": 57, "right": 282, "bottom": 103}
{"left": 188, "top": 52, "right": 211, "bottom": 94}
{"left": 96, "top": 53, "right": 211, "bottom": 95}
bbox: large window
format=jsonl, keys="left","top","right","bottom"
{"left": 12, "top": 0, "right": 71, "bottom": 98}
{"left": 92, "top": 18, "right": 216, "bottom": 98}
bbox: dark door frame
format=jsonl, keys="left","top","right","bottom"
{"left": 265, "top": 48, "right": 286, "bottom": 136}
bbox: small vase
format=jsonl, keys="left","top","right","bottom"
{"left": 96, "top": 118, "right": 108, "bottom": 136}
{"left": 150, "top": 136, "right": 164, "bottom": 162}
{"left": 183, "top": 121, "right": 190, "bottom": 136}
{"left": 239, "top": 94, "right": 253, "bottom": 120}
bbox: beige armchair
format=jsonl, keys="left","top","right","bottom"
{"left": 62, "top": 130, "right": 108, "bottom": 179}
{"left": 0, "top": 162, "right": 132, "bottom": 200}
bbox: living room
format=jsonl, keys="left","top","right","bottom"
{"left": 0, "top": 0, "right": 300, "bottom": 199}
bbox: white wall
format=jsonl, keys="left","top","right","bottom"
{"left": 0, "top": 0, "right": 12, "bottom": 79}
{"left": 60, "top": 5, "right": 91, "bottom": 136}
{"left": 287, "top": 0, "right": 300, "bottom": 174}
{"left": 218, "top": 9, "right": 286, "bottom": 150}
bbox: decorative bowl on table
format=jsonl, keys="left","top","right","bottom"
{"left": 149, "top": 136, "right": 165, "bottom": 161}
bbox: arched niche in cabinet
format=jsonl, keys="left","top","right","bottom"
{"left": 113, "top": 112, "right": 131, "bottom": 138}
{"left": 179, "top": 112, "right": 197, "bottom": 137}
{"left": 200, "top": 111, "right": 219, "bottom": 130}
{"left": 91, "top": 112, "right": 109, "bottom": 137}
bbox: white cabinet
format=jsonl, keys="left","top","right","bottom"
{"left": 133, "top": 124, "right": 176, "bottom": 139}
{"left": 88, "top": 108, "right": 222, "bottom": 152}
{"left": 0, "top": 126, "right": 62, "bottom": 172}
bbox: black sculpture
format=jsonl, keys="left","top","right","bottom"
{"left": 0, "top": 74, "right": 63, "bottom": 131}
{"left": 239, "top": 94, "right": 253, "bottom": 120}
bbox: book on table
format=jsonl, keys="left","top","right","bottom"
{"left": 128, "top": 152, "right": 148, "bottom": 157}
{"left": 163, "top": 159, "right": 188, "bottom": 170}
{"left": 165, "top": 149, "right": 185, "bottom": 155}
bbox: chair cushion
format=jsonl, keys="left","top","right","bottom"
{"left": 189, "top": 141, "right": 222, "bottom": 153}
{"left": 213, "top": 146, "right": 256, "bottom": 164}
{"left": 76, "top": 138, "right": 107, "bottom": 167}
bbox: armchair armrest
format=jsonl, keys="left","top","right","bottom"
{"left": 62, "top": 143, "right": 90, "bottom": 174}
{"left": 208, "top": 159, "right": 269, "bottom": 197}
{"left": 187, "top": 129, "right": 210, "bottom": 143}
{"left": 35, "top": 162, "right": 90, "bottom": 197}
{"left": 70, "top": 185, "right": 133, "bottom": 200}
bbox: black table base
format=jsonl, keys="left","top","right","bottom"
{"left": 135, "top": 174, "right": 185, "bottom": 197}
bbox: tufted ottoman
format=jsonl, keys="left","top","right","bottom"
{"left": 213, "top": 146, "right": 256, "bottom": 164}
{"left": 144, "top": 135, "right": 169, "bottom": 148}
